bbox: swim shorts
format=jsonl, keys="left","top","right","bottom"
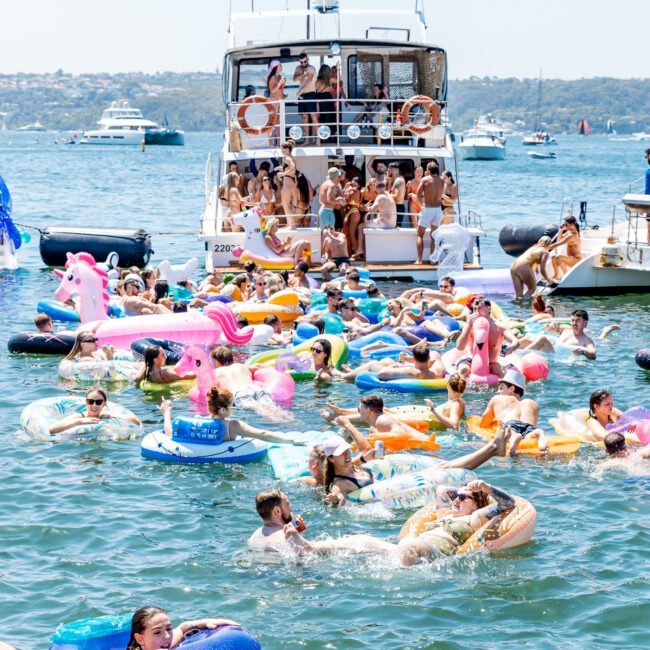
{"left": 332, "top": 256, "right": 350, "bottom": 269}
{"left": 319, "top": 207, "right": 336, "bottom": 229}
{"left": 233, "top": 388, "right": 274, "bottom": 410}
{"left": 418, "top": 206, "right": 443, "bottom": 229}
{"left": 503, "top": 419, "right": 536, "bottom": 438}
{"left": 299, "top": 92, "right": 318, "bottom": 115}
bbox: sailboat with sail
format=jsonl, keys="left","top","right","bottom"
{"left": 522, "top": 73, "right": 557, "bottom": 145}
{"left": 578, "top": 118, "right": 590, "bottom": 136}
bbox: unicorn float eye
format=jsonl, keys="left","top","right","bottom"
{"left": 195, "top": 359, "right": 201, "bottom": 367}
{"left": 67, "top": 274, "right": 74, "bottom": 281}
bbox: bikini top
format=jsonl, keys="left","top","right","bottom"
{"left": 431, "top": 516, "right": 474, "bottom": 545}
{"left": 334, "top": 468, "right": 374, "bottom": 489}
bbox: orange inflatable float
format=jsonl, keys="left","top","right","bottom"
{"left": 398, "top": 495, "right": 537, "bottom": 554}
{"left": 362, "top": 428, "right": 440, "bottom": 453}
{"left": 229, "top": 290, "right": 303, "bottom": 324}
{"left": 466, "top": 415, "right": 580, "bottom": 456}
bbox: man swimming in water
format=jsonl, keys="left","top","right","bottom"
{"left": 603, "top": 431, "right": 650, "bottom": 466}
{"left": 479, "top": 369, "right": 550, "bottom": 455}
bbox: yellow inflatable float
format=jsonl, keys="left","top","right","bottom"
{"left": 230, "top": 290, "right": 303, "bottom": 324}
{"left": 466, "top": 415, "right": 581, "bottom": 456}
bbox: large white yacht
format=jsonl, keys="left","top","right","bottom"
{"left": 198, "top": 0, "right": 485, "bottom": 280}
{"left": 458, "top": 114, "right": 506, "bottom": 160}
{"left": 79, "top": 101, "right": 184, "bottom": 146}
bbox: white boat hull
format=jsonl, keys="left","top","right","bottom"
{"left": 79, "top": 129, "right": 146, "bottom": 145}
{"left": 459, "top": 142, "right": 506, "bottom": 160}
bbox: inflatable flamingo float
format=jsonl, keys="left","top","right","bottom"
{"left": 468, "top": 316, "right": 501, "bottom": 385}
{"left": 231, "top": 208, "right": 309, "bottom": 270}
{"left": 54, "top": 252, "right": 253, "bottom": 348}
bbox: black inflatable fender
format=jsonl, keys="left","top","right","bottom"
{"left": 499, "top": 223, "right": 559, "bottom": 258}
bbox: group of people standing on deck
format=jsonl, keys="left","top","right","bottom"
{"left": 221, "top": 150, "right": 459, "bottom": 263}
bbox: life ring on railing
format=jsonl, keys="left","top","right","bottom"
{"left": 237, "top": 95, "right": 278, "bottom": 135}
{"left": 400, "top": 95, "right": 440, "bottom": 134}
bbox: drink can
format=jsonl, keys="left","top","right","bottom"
{"left": 374, "top": 440, "right": 385, "bottom": 458}
{"left": 292, "top": 514, "right": 306, "bottom": 532}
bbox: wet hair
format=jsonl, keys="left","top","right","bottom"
{"left": 572, "top": 308, "right": 589, "bottom": 322}
{"left": 65, "top": 330, "right": 97, "bottom": 361}
{"left": 296, "top": 261, "right": 309, "bottom": 274}
{"left": 236, "top": 315, "right": 249, "bottom": 328}
{"left": 589, "top": 388, "right": 611, "bottom": 417}
{"left": 172, "top": 301, "right": 188, "bottom": 313}
{"left": 366, "top": 285, "right": 380, "bottom": 297}
{"left": 143, "top": 345, "right": 162, "bottom": 380}
{"left": 313, "top": 338, "right": 332, "bottom": 367}
{"left": 211, "top": 346, "right": 233, "bottom": 366}
{"left": 126, "top": 606, "right": 168, "bottom": 650}
{"left": 447, "top": 373, "right": 466, "bottom": 394}
{"left": 263, "top": 314, "right": 281, "bottom": 327}
{"left": 255, "top": 488, "right": 284, "bottom": 520}
{"left": 360, "top": 394, "right": 384, "bottom": 413}
{"left": 442, "top": 170, "right": 455, "bottom": 183}
{"left": 604, "top": 431, "right": 626, "bottom": 455}
{"left": 152, "top": 280, "right": 169, "bottom": 304}
{"left": 545, "top": 305, "right": 556, "bottom": 316}
{"left": 243, "top": 261, "right": 256, "bottom": 274}
{"left": 85, "top": 386, "right": 107, "bottom": 403}
{"left": 312, "top": 318, "right": 325, "bottom": 335}
{"left": 467, "top": 488, "right": 490, "bottom": 509}
{"left": 206, "top": 387, "right": 233, "bottom": 418}
{"left": 563, "top": 215, "right": 580, "bottom": 232}
{"left": 412, "top": 342, "right": 430, "bottom": 363}
{"left": 427, "top": 161, "right": 440, "bottom": 175}
{"left": 233, "top": 273, "right": 249, "bottom": 288}
{"left": 439, "top": 276, "right": 455, "bottom": 287}
{"left": 34, "top": 312, "right": 52, "bottom": 329}
{"left": 532, "top": 294, "right": 546, "bottom": 314}
{"left": 309, "top": 444, "right": 327, "bottom": 480}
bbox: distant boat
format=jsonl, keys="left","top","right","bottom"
{"left": 522, "top": 73, "right": 557, "bottom": 146}
{"left": 17, "top": 121, "right": 46, "bottom": 132}
{"left": 578, "top": 118, "right": 590, "bottom": 136}
{"left": 528, "top": 151, "right": 557, "bottom": 160}
{"left": 606, "top": 119, "right": 616, "bottom": 135}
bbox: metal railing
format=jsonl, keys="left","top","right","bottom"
{"left": 228, "top": 97, "right": 447, "bottom": 150}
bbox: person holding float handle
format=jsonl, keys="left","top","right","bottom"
{"left": 48, "top": 387, "right": 140, "bottom": 435}
{"left": 132, "top": 345, "right": 195, "bottom": 385}
{"left": 159, "top": 390, "right": 305, "bottom": 446}
{"left": 125, "top": 605, "right": 239, "bottom": 650}
{"left": 424, "top": 372, "right": 467, "bottom": 429}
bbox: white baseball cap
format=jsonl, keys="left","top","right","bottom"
{"left": 322, "top": 435, "right": 351, "bottom": 457}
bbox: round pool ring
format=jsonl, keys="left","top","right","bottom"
{"left": 8, "top": 331, "right": 75, "bottom": 355}
{"left": 293, "top": 321, "right": 319, "bottom": 344}
{"left": 130, "top": 337, "right": 185, "bottom": 364}
{"left": 21, "top": 396, "right": 143, "bottom": 442}
{"left": 49, "top": 613, "right": 131, "bottom": 650}
{"left": 358, "top": 297, "right": 388, "bottom": 323}
{"left": 347, "top": 466, "right": 478, "bottom": 509}
{"left": 348, "top": 331, "right": 406, "bottom": 358}
{"left": 399, "top": 496, "right": 537, "bottom": 553}
{"left": 141, "top": 417, "right": 269, "bottom": 464}
{"left": 58, "top": 353, "right": 140, "bottom": 383}
{"left": 636, "top": 348, "right": 650, "bottom": 370}
{"left": 355, "top": 371, "right": 447, "bottom": 394}
{"left": 267, "top": 430, "right": 338, "bottom": 480}
{"left": 37, "top": 299, "right": 79, "bottom": 322}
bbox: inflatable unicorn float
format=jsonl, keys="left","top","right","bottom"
{"left": 53, "top": 252, "right": 254, "bottom": 348}
{"left": 231, "top": 208, "right": 312, "bottom": 270}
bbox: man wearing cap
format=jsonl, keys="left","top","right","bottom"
{"left": 318, "top": 168, "right": 344, "bottom": 230}
{"left": 479, "top": 368, "right": 550, "bottom": 456}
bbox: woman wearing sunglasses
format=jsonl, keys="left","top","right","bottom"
{"left": 48, "top": 387, "right": 140, "bottom": 435}
{"left": 64, "top": 331, "right": 114, "bottom": 362}
{"left": 297, "top": 338, "right": 340, "bottom": 380}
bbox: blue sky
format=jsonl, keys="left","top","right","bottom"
{"left": 1, "top": 0, "right": 646, "bottom": 79}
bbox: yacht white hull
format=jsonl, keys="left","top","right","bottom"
{"left": 459, "top": 142, "right": 506, "bottom": 160}
{"left": 79, "top": 129, "right": 146, "bottom": 145}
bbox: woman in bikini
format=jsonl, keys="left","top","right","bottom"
{"left": 550, "top": 215, "right": 582, "bottom": 282}
{"left": 322, "top": 436, "right": 374, "bottom": 506}
{"left": 275, "top": 141, "right": 299, "bottom": 228}
{"left": 133, "top": 345, "right": 194, "bottom": 386}
{"left": 406, "top": 165, "right": 423, "bottom": 225}
{"left": 263, "top": 216, "right": 312, "bottom": 265}
{"left": 254, "top": 176, "right": 277, "bottom": 217}
{"left": 441, "top": 170, "right": 458, "bottom": 224}
{"left": 295, "top": 171, "right": 314, "bottom": 227}
{"left": 585, "top": 388, "right": 624, "bottom": 441}
{"left": 224, "top": 171, "right": 253, "bottom": 232}
{"left": 510, "top": 235, "right": 554, "bottom": 297}
{"left": 424, "top": 372, "right": 466, "bottom": 429}
{"left": 342, "top": 177, "right": 362, "bottom": 254}
{"left": 267, "top": 60, "right": 287, "bottom": 147}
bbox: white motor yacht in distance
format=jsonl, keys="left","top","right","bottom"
{"left": 459, "top": 129, "right": 506, "bottom": 160}
{"left": 199, "top": 0, "right": 485, "bottom": 281}
{"left": 79, "top": 101, "right": 184, "bottom": 145}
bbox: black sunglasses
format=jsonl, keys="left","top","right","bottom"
{"left": 311, "top": 346, "right": 324, "bottom": 353}
{"left": 86, "top": 398, "right": 104, "bottom": 406}
{"left": 454, "top": 492, "right": 474, "bottom": 502}
{"left": 81, "top": 338, "right": 98, "bottom": 343}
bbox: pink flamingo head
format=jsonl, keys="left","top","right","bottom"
{"left": 472, "top": 316, "right": 490, "bottom": 351}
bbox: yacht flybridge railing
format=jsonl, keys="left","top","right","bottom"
{"left": 227, "top": 97, "right": 447, "bottom": 151}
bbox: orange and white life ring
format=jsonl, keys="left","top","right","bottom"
{"left": 236, "top": 95, "right": 278, "bottom": 135}
{"left": 400, "top": 95, "right": 440, "bottom": 134}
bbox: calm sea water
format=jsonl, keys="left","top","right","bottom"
{"left": 1, "top": 133, "right": 649, "bottom": 649}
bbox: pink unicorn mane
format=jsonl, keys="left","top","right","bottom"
{"left": 66, "top": 252, "right": 110, "bottom": 308}
{"left": 204, "top": 303, "right": 254, "bottom": 345}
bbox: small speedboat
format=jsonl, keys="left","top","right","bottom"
{"left": 528, "top": 151, "right": 556, "bottom": 160}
